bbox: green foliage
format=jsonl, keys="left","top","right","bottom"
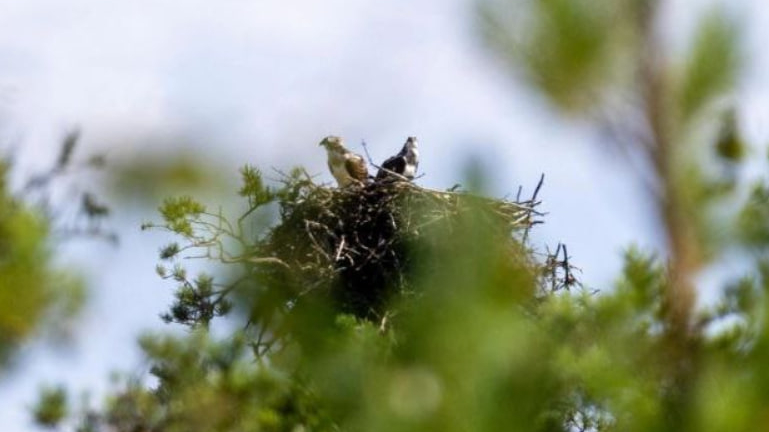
{"left": 140, "top": 331, "right": 312, "bottom": 429}
{"left": 36, "top": 332, "right": 327, "bottom": 432}
{"left": 159, "top": 242, "right": 181, "bottom": 260}
{"left": 478, "top": 0, "right": 741, "bottom": 124}
{"left": 90, "top": 179, "right": 769, "bottom": 432}
{"left": 32, "top": 385, "right": 69, "bottom": 428}
{"left": 478, "top": 0, "right": 639, "bottom": 111}
{"left": 45, "top": 148, "right": 769, "bottom": 432}
{"left": 238, "top": 165, "right": 274, "bottom": 207}
{"left": 714, "top": 110, "right": 746, "bottom": 162}
{"left": 673, "top": 160, "right": 736, "bottom": 261}
{"left": 158, "top": 196, "right": 206, "bottom": 236}
{"left": 738, "top": 183, "right": 769, "bottom": 248}
{"left": 472, "top": 2, "right": 769, "bottom": 432}
{"left": 47, "top": 159, "right": 578, "bottom": 431}
{"left": 678, "top": 9, "right": 740, "bottom": 122}
{"left": 31, "top": 2, "right": 769, "bottom": 432}
{"left": 0, "top": 160, "right": 85, "bottom": 368}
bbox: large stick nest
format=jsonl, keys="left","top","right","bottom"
{"left": 258, "top": 178, "right": 544, "bottom": 320}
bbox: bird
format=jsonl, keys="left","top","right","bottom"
{"left": 375, "top": 136, "right": 419, "bottom": 181}
{"left": 319, "top": 135, "right": 369, "bottom": 187}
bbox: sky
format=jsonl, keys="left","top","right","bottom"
{"left": 1, "top": 0, "right": 768, "bottom": 430}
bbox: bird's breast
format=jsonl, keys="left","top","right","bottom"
{"left": 407, "top": 149, "right": 419, "bottom": 162}
{"left": 403, "top": 164, "right": 417, "bottom": 178}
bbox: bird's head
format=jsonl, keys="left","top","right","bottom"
{"left": 405, "top": 136, "right": 418, "bottom": 149}
{"left": 319, "top": 135, "right": 344, "bottom": 152}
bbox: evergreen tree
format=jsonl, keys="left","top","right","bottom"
{"left": 28, "top": 2, "right": 769, "bottom": 431}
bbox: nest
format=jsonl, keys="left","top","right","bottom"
{"left": 257, "top": 178, "right": 543, "bottom": 320}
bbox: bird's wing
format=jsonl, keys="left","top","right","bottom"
{"left": 397, "top": 143, "right": 409, "bottom": 157}
{"left": 376, "top": 156, "right": 405, "bottom": 179}
{"left": 345, "top": 154, "right": 369, "bottom": 182}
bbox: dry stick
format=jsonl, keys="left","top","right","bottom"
{"left": 353, "top": 171, "right": 541, "bottom": 219}
{"left": 334, "top": 236, "right": 346, "bottom": 262}
{"left": 531, "top": 173, "right": 545, "bottom": 202}
{"left": 510, "top": 213, "right": 533, "bottom": 227}
{"left": 379, "top": 314, "right": 389, "bottom": 333}
{"left": 245, "top": 257, "right": 291, "bottom": 269}
{"left": 266, "top": 167, "right": 290, "bottom": 184}
{"left": 522, "top": 174, "right": 545, "bottom": 245}
{"left": 418, "top": 184, "right": 543, "bottom": 214}
{"left": 304, "top": 220, "right": 332, "bottom": 261}
{"left": 552, "top": 243, "right": 562, "bottom": 292}
{"left": 561, "top": 243, "right": 574, "bottom": 288}
{"left": 555, "top": 243, "right": 568, "bottom": 291}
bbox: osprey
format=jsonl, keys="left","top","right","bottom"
{"left": 375, "top": 136, "right": 419, "bottom": 181}
{"left": 319, "top": 136, "right": 369, "bottom": 187}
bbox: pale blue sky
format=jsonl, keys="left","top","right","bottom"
{"left": 1, "top": 0, "right": 768, "bottom": 430}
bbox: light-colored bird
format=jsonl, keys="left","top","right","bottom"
{"left": 375, "top": 136, "right": 419, "bottom": 181}
{"left": 319, "top": 136, "right": 369, "bottom": 187}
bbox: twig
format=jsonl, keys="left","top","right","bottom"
{"left": 334, "top": 237, "right": 346, "bottom": 262}
{"left": 531, "top": 173, "right": 545, "bottom": 202}
{"left": 522, "top": 174, "right": 545, "bottom": 244}
{"left": 246, "top": 257, "right": 291, "bottom": 269}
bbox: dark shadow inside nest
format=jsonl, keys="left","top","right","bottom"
{"left": 260, "top": 179, "right": 541, "bottom": 321}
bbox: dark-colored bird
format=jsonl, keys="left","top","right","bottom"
{"left": 375, "top": 136, "right": 419, "bottom": 181}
